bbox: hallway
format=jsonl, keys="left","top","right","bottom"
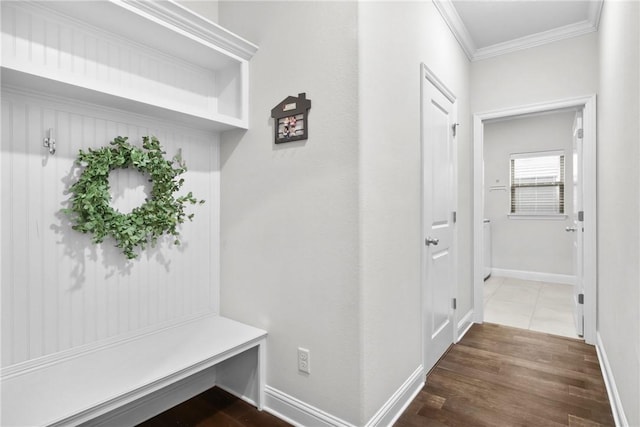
{"left": 394, "top": 323, "right": 614, "bottom": 426}
{"left": 1, "top": 1, "right": 637, "bottom": 425}
{"left": 141, "top": 323, "right": 615, "bottom": 426}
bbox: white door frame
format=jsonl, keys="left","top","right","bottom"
{"left": 472, "top": 94, "right": 597, "bottom": 345}
{"left": 421, "top": 63, "right": 458, "bottom": 371}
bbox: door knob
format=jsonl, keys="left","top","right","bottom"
{"left": 425, "top": 237, "right": 439, "bottom": 246}
{"left": 565, "top": 226, "right": 578, "bottom": 232}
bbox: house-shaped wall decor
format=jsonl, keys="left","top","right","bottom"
{"left": 271, "top": 93, "right": 311, "bottom": 143}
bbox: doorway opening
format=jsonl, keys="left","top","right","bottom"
{"left": 472, "top": 95, "right": 597, "bottom": 345}
{"left": 483, "top": 110, "right": 579, "bottom": 339}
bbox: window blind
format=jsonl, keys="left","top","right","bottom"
{"left": 510, "top": 153, "right": 565, "bottom": 215}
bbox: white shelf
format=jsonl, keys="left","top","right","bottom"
{"left": 1, "top": 0, "right": 257, "bottom": 131}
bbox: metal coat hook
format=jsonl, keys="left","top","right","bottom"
{"left": 43, "top": 128, "right": 56, "bottom": 155}
{"left": 452, "top": 123, "right": 460, "bottom": 137}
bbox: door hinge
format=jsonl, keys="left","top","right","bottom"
{"left": 452, "top": 123, "right": 459, "bottom": 137}
{"left": 452, "top": 211, "right": 457, "bottom": 223}
{"left": 578, "top": 293, "right": 584, "bottom": 304}
{"left": 577, "top": 128, "right": 584, "bottom": 139}
{"left": 578, "top": 211, "right": 584, "bottom": 222}
{"left": 452, "top": 298, "right": 457, "bottom": 310}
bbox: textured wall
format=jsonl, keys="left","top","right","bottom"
{"left": 218, "top": 2, "right": 362, "bottom": 424}
{"left": 218, "top": 2, "right": 472, "bottom": 424}
{"left": 596, "top": 1, "right": 640, "bottom": 425}
{"left": 471, "top": 32, "right": 599, "bottom": 113}
{"left": 358, "top": 1, "right": 471, "bottom": 421}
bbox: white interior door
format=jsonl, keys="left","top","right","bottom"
{"left": 570, "top": 111, "right": 584, "bottom": 337}
{"left": 421, "top": 65, "right": 456, "bottom": 372}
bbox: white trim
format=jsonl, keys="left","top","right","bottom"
{"left": 491, "top": 268, "right": 576, "bottom": 285}
{"left": 264, "top": 366, "right": 425, "bottom": 427}
{"left": 473, "top": 95, "right": 597, "bottom": 345}
{"left": 587, "top": 0, "right": 604, "bottom": 29}
{"left": 264, "top": 386, "right": 356, "bottom": 427}
{"left": 122, "top": 0, "right": 259, "bottom": 60}
{"left": 581, "top": 96, "right": 597, "bottom": 345}
{"left": 596, "top": 333, "right": 629, "bottom": 427}
{"left": 35, "top": 0, "right": 258, "bottom": 61}
{"left": 451, "top": 96, "right": 460, "bottom": 356}
{"left": 456, "top": 309, "right": 474, "bottom": 343}
{"left": 510, "top": 149, "right": 565, "bottom": 159}
{"left": 508, "top": 214, "right": 568, "bottom": 220}
{"left": 473, "top": 95, "right": 596, "bottom": 123}
{"left": 422, "top": 64, "right": 456, "bottom": 103}
{"left": 486, "top": 106, "right": 582, "bottom": 124}
{"left": 472, "top": 20, "right": 599, "bottom": 61}
{"left": 434, "top": 0, "right": 603, "bottom": 61}
{"left": 474, "top": 114, "right": 486, "bottom": 324}
{"left": 431, "top": 0, "right": 475, "bottom": 60}
{"left": 1, "top": 311, "right": 213, "bottom": 379}
{"left": 364, "top": 366, "right": 425, "bottom": 427}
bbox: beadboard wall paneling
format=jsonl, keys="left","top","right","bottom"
{"left": 1, "top": 2, "right": 219, "bottom": 121}
{"left": 1, "top": 88, "right": 220, "bottom": 368}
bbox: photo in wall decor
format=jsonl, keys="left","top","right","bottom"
{"left": 270, "top": 93, "right": 311, "bottom": 143}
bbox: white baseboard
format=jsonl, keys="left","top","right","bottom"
{"left": 596, "top": 333, "right": 629, "bottom": 427}
{"left": 264, "top": 386, "right": 356, "bottom": 427}
{"left": 364, "top": 365, "right": 425, "bottom": 427}
{"left": 491, "top": 268, "right": 576, "bottom": 285}
{"left": 456, "top": 309, "right": 474, "bottom": 343}
{"left": 264, "top": 366, "right": 425, "bottom": 427}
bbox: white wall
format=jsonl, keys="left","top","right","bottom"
{"left": 213, "top": 2, "right": 640, "bottom": 426}
{"left": 218, "top": 1, "right": 470, "bottom": 424}
{"left": 176, "top": 1, "right": 218, "bottom": 23}
{"left": 218, "top": 2, "right": 362, "bottom": 424}
{"left": 1, "top": 89, "right": 220, "bottom": 367}
{"left": 484, "top": 112, "right": 574, "bottom": 275}
{"left": 358, "top": 1, "right": 470, "bottom": 421}
{"left": 471, "top": 32, "right": 599, "bottom": 113}
{"left": 596, "top": 1, "right": 640, "bottom": 425}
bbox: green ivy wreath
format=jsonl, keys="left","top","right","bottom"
{"left": 64, "top": 136, "right": 204, "bottom": 259}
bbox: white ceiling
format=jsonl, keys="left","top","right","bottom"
{"left": 434, "top": 0, "right": 603, "bottom": 61}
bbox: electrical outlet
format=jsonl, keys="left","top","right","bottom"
{"left": 297, "top": 347, "right": 311, "bottom": 374}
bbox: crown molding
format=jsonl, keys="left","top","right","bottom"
{"left": 587, "top": 0, "right": 604, "bottom": 29}
{"left": 121, "top": 0, "right": 259, "bottom": 60}
{"left": 433, "top": 0, "right": 603, "bottom": 62}
{"left": 432, "top": 0, "right": 475, "bottom": 61}
{"left": 472, "top": 19, "right": 599, "bottom": 61}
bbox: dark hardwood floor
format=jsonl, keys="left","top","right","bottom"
{"left": 139, "top": 323, "right": 614, "bottom": 427}
{"left": 138, "top": 387, "right": 291, "bottom": 427}
{"left": 395, "top": 323, "right": 615, "bottom": 427}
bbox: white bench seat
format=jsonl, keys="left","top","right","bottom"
{"left": 1, "top": 315, "right": 267, "bottom": 427}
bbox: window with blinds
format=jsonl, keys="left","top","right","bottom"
{"left": 510, "top": 152, "right": 565, "bottom": 215}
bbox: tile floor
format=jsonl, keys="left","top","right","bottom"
{"left": 484, "top": 276, "right": 581, "bottom": 339}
